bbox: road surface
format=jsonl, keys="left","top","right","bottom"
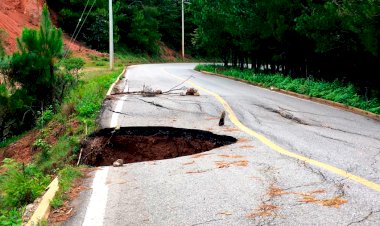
{"left": 64, "top": 63, "right": 380, "bottom": 225}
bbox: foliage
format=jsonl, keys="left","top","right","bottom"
{"left": 0, "top": 208, "right": 22, "bottom": 226}
{"left": 127, "top": 6, "right": 161, "bottom": 55}
{"left": 197, "top": 65, "right": 380, "bottom": 115}
{"left": 60, "top": 57, "right": 85, "bottom": 80}
{"left": 0, "top": 29, "right": 6, "bottom": 58}
{"left": 9, "top": 5, "right": 63, "bottom": 106}
{"left": 0, "top": 159, "right": 50, "bottom": 209}
{"left": 0, "top": 5, "right": 64, "bottom": 141}
{"left": 36, "top": 105, "right": 55, "bottom": 128}
{"left": 190, "top": 0, "right": 380, "bottom": 99}
{"left": 51, "top": 166, "right": 82, "bottom": 209}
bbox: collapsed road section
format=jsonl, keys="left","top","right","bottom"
{"left": 79, "top": 127, "right": 237, "bottom": 166}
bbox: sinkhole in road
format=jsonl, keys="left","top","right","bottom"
{"left": 80, "top": 127, "right": 237, "bottom": 166}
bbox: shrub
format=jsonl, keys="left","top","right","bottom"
{"left": 0, "top": 159, "right": 50, "bottom": 209}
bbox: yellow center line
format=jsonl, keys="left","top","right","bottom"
{"left": 162, "top": 68, "right": 380, "bottom": 192}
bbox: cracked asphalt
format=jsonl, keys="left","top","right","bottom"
{"left": 64, "top": 63, "right": 380, "bottom": 226}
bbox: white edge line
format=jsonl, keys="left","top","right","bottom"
{"left": 109, "top": 70, "right": 130, "bottom": 128}
{"left": 82, "top": 167, "right": 110, "bottom": 226}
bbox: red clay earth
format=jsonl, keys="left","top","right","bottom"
{"left": 0, "top": 0, "right": 101, "bottom": 56}
{"left": 80, "top": 127, "right": 237, "bottom": 166}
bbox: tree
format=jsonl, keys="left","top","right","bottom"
{"left": 127, "top": 6, "right": 161, "bottom": 54}
{"left": 9, "top": 5, "right": 63, "bottom": 107}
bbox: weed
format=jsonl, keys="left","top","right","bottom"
{"left": 50, "top": 196, "right": 64, "bottom": 209}
{"left": 0, "top": 159, "right": 50, "bottom": 209}
{"left": 0, "top": 208, "right": 22, "bottom": 226}
{"left": 51, "top": 166, "right": 82, "bottom": 209}
{"left": 36, "top": 106, "right": 54, "bottom": 128}
{"left": 196, "top": 65, "right": 380, "bottom": 114}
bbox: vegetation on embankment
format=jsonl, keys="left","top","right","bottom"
{"left": 196, "top": 65, "right": 380, "bottom": 115}
{"left": 0, "top": 63, "right": 123, "bottom": 224}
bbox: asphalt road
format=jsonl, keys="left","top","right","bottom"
{"left": 64, "top": 63, "right": 380, "bottom": 226}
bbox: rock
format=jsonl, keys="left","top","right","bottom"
{"left": 113, "top": 159, "right": 124, "bottom": 167}
{"left": 22, "top": 203, "right": 34, "bottom": 220}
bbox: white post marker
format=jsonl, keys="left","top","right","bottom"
{"left": 82, "top": 167, "right": 109, "bottom": 226}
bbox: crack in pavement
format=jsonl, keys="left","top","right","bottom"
{"left": 106, "top": 108, "right": 131, "bottom": 116}
{"left": 253, "top": 104, "right": 310, "bottom": 125}
{"left": 315, "top": 133, "right": 356, "bottom": 147}
{"left": 297, "top": 159, "right": 347, "bottom": 196}
{"left": 347, "top": 210, "right": 380, "bottom": 225}
{"left": 370, "top": 150, "right": 380, "bottom": 176}
{"left": 252, "top": 103, "right": 380, "bottom": 142}
{"left": 134, "top": 97, "right": 172, "bottom": 110}
{"left": 191, "top": 218, "right": 224, "bottom": 226}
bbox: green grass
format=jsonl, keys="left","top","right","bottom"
{"left": 0, "top": 66, "right": 123, "bottom": 223}
{"left": 196, "top": 65, "right": 380, "bottom": 114}
{"left": 51, "top": 166, "right": 82, "bottom": 209}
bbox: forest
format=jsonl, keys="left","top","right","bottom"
{"left": 47, "top": 0, "right": 380, "bottom": 98}
{"left": 1, "top": 0, "right": 379, "bottom": 140}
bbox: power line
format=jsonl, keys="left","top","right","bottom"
{"left": 68, "top": 0, "right": 90, "bottom": 48}
{"left": 63, "top": 0, "right": 97, "bottom": 58}
{"left": 63, "top": 0, "right": 91, "bottom": 58}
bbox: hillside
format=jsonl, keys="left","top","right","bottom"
{"left": 0, "top": 0, "right": 99, "bottom": 55}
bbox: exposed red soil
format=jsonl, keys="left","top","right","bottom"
{"left": 49, "top": 168, "right": 94, "bottom": 224}
{"left": 0, "top": 0, "right": 101, "bottom": 56}
{"left": 0, "top": 130, "right": 39, "bottom": 164}
{"left": 81, "top": 135, "right": 218, "bottom": 166}
{"left": 159, "top": 41, "right": 181, "bottom": 61}
{"left": 0, "top": 121, "right": 67, "bottom": 164}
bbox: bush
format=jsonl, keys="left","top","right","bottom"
{"left": 0, "top": 159, "right": 50, "bottom": 209}
{"left": 36, "top": 106, "right": 54, "bottom": 128}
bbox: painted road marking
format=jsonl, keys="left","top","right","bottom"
{"left": 162, "top": 67, "right": 380, "bottom": 192}
{"left": 82, "top": 167, "right": 109, "bottom": 226}
{"left": 110, "top": 70, "right": 130, "bottom": 128}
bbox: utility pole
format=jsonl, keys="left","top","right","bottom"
{"left": 182, "top": 0, "right": 185, "bottom": 59}
{"left": 109, "top": 0, "right": 114, "bottom": 70}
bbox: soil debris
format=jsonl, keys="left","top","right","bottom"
{"left": 186, "top": 87, "right": 200, "bottom": 96}
{"left": 182, "top": 160, "right": 195, "bottom": 165}
{"left": 191, "top": 153, "right": 212, "bottom": 159}
{"left": 218, "top": 154, "right": 244, "bottom": 159}
{"left": 185, "top": 169, "right": 211, "bottom": 174}
{"left": 215, "top": 160, "right": 249, "bottom": 168}
{"left": 246, "top": 204, "right": 279, "bottom": 219}
{"left": 80, "top": 127, "right": 236, "bottom": 166}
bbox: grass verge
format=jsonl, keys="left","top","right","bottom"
{"left": 196, "top": 64, "right": 380, "bottom": 115}
{"left": 0, "top": 65, "right": 123, "bottom": 224}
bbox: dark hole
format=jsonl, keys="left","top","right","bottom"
{"left": 80, "top": 127, "right": 237, "bottom": 166}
